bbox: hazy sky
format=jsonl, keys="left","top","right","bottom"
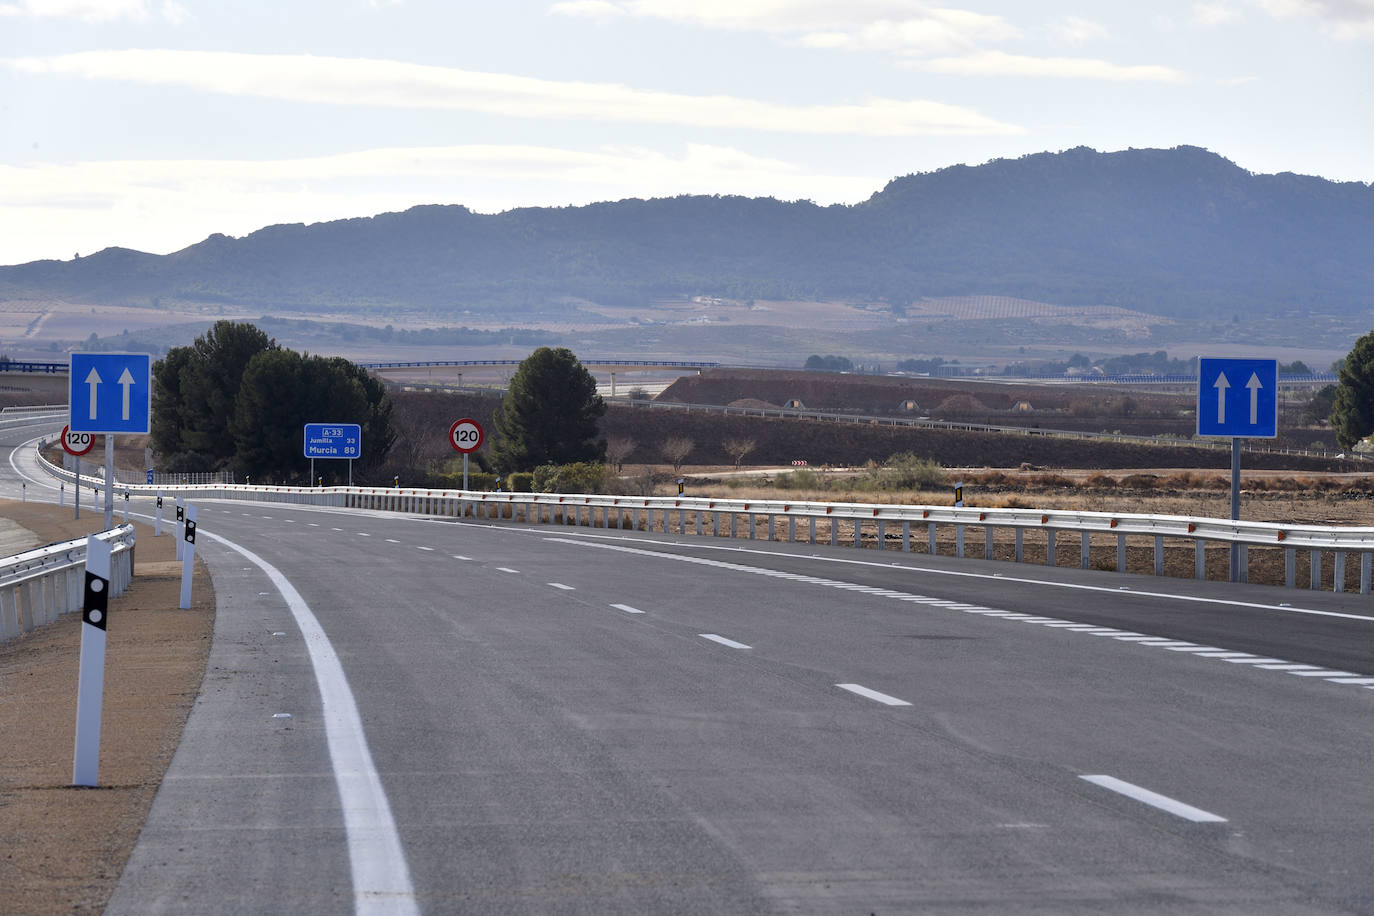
{"left": 2, "top": 0, "right": 1371, "bottom": 266}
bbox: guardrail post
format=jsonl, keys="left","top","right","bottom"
{"left": 768, "top": 515, "right": 776, "bottom": 541}
{"left": 1154, "top": 536, "right": 1164, "bottom": 576}
{"left": 1081, "top": 532, "right": 1091, "bottom": 569}
{"left": 713, "top": 510, "right": 720, "bottom": 537}
{"left": 679, "top": 508, "right": 687, "bottom": 533}
{"left": 929, "top": 523, "right": 937, "bottom": 556}
{"left": 787, "top": 516, "right": 795, "bottom": 542}
{"left": 1116, "top": 534, "right": 1126, "bottom": 572}
{"left": 1310, "top": 549, "right": 1322, "bottom": 590}
{"left": 1239, "top": 545, "right": 1249, "bottom": 583}
{"left": 749, "top": 514, "right": 757, "bottom": 540}
{"left": 1046, "top": 530, "right": 1056, "bottom": 567}
{"left": 956, "top": 524, "right": 965, "bottom": 558}
{"left": 729, "top": 513, "right": 737, "bottom": 538}
{"left": 808, "top": 517, "right": 816, "bottom": 544}
{"left": 1334, "top": 552, "right": 1347, "bottom": 593}
{"left": 851, "top": 519, "right": 860, "bottom": 548}
{"left": 1285, "top": 548, "right": 1297, "bottom": 587}
{"left": 902, "top": 521, "right": 910, "bottom": 552}
{"left": 695, "top": 510, "right": 703, "bottom": 536}
{"left": 1195, "top": 540, "right": 1206, "bottom": 579}
{"left": 1361, "top": 553, "right": 1371, "bottom": 595}
{"left": 876, "top": 520, "right": 885, "bottom": 551}
{"left": 830, "top": 519, "right": 839, "bottom": 547}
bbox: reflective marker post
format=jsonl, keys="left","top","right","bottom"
{"left": 73, "top": 535, "right": 111, "bottom": 787}
{"left": 155, "top": 493, "right": 163, "bottom": 537}
{"left": 179, "top": 505, "right": 197, "bottom": 609}
{"left": 175, "top": 499, "right": 184, "bottom": 561}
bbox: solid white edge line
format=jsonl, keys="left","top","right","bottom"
{"left": 198, "top": 529, "right": 418, "bottom": 915}
{"left": 699, "top": 633, "right": 751, "bottom": 649}
{"left": 1080, "top": 774, "right": 1227, "bottom": 823}
{"left": 836, "top": 683, "right": 912, "bottom": 706}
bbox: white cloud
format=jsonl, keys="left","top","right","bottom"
{"left": 0, "top": 144, "right": 882, "bottom": 264}
{"left": 1249, "top": 0, "right": 1374, "bottom": 38}
{"left": 1050, "top": 15, "right": 1109, "bottom": 45}
{"left": 1192, "top": 3, "right": 1244, "bottom": 26}
{"left": 0, "top": 0, "right": 184, "bottom": 22}
{"left": 7, "top": 49, "right": 1022, "bottom": 136}
{"left": 552, "top": 0, "right": 1019, "bottom": 55}
{"left": 907, "top": 50, "right": 1186, "bottom": 82}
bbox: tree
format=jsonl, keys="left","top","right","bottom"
{"left": 151, "top": 321, "right": 277, "bottom": 468}
{"left": 722, "top": 437, "right": 756, "bottom": 469}
{"left": 605, "top": 436, "right": 636, "bottom": 473}
{"left": 491, "top": 347, "right": 606, "bottom": 472}
{"left": 661, "top": 437, "right": 694, "bottom": 475}
{"left": 229, "top": 350, "right": 396, "bottom": 482}
{"left": 1331, "top": 331, "right": 1374, "bottom": 448}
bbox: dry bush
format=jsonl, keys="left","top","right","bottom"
{"left": 1084, "top": 472, "right": 1119, "bottom": 488}
{"left": 1120, "top": 474, "right": 1161, "bottom": 489}
{"left": 1030, "top": 473, "right": 1075, "bottom": 488}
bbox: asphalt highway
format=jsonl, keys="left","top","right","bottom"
{"left": 6, "top": 422, "right": 1374, "bottom": 914}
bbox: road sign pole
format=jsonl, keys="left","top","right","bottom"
{"left": 74, "top": 458, "right": 81, "bottom": 520}
{"left": 103, "top": 435, "right": 114, "bottom": 530}
{"left": 1230, "top": 438, "right": 1242, "bottom": 583}
{"left": 463, "top": 453, "right": 469, "bottom": 490}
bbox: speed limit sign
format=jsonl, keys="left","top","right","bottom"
{"left": 448, "top": 418, "right": 484, "bottom": 454}
{"left": 61, "top": 424, "right": 96, "bottom": 457}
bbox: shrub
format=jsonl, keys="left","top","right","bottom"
{"left": 1084, "top": 473, "right": 1119, "bottom": 488}
{"left": 533, "top": 461, "right": 608, "bottom": 494}
{"left": 1120, "top": 474, "right": 1161, "bottom": 489}
{"left": 775, "top": 468, "right": 825, "bottom": 490}
{"left": 506, "top": 471, "right": 534, "bottom": 492}
{"left": 860, "top": 452, "right": 945, "bottom": 491}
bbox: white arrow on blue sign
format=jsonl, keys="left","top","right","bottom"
{"left": 68, "top": 353, "right": 152, "bottom": 435}
{"left": 1197, "top": 357, "right": 1278, "bottom": 439}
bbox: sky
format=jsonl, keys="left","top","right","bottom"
{"left": 1, "top": 0, "right": 1371, "bottom": 267}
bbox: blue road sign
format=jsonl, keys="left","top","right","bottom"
{"left": 69, "top": 353, "right": 152, "bottom": 434}
{"left": 304, "top": 422, "right": 362, "bottom": 459}
{"left": 1197, "top": 357, "right": 1278, "bottom": 438}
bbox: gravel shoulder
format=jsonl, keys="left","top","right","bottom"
{"left": 0, "top": 501, "right": 214, "bottom": 915}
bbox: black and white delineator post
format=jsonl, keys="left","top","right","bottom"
{"left": 175, "top": 499, "right": 185, "bottom": 561}
{"left": 155, "top": 494, "right": 163, "bottom": 536}
{"left": 73, "top": 534, "right": 111, "bottom": 787}
{"left": 179, "top": 504, "right": 197, "bottom": 609}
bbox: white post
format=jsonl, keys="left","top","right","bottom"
{"left": 155, "top": 493, "right": 163, "bottom": 536}
{"left": 179, "top": 504, "right": 197, "bottom": 609}
{"left": 175, "top": 497, "right": 185, "bottom": 561}
{"left": 73, "top": 535, "right": 111, "bottom": 787}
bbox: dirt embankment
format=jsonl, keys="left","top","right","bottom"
{"left": 0, "top": 502, "right": 214, "bottom": 915}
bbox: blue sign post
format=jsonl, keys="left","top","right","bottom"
{"left": 304, "top": 423, "right": 362, "bottom": 486}
{"left": 1196, "top": 357, "right": 1278, "bottom": 583}
{"left": 68, "top": 353, "right": 152, "bottom": 435}
{"left": 1197, "top": 358, "right": 1278, "bottom": 439}
{"left": 69, "top": 353, "right": 151, "bottom": 530}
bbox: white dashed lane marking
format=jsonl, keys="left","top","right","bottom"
{"left": 552, "top": 537, "right": 1374, "bottom": 696}
{"left": 836, "top": 683, "right": 912, "bottom": 707}
{"left": 548, "top": 582, "right": 575, "bottom": 590}
{"left": 699, "top": 633, "right": 751, "bottom": 649}
{"left": 1080, "top": 775, "right": 1227, "bottom": 823}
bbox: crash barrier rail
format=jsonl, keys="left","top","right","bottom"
{"left": 35, "top": 447, "right": 1374, "bottom": 595}
{"left": 0, "top": 525, "right": 136, "bottom": 644}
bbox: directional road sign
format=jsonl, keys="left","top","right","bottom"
{"left": 1197, "top": 357, "right": 1278, "bottom": 438}
{"left": 69, "top": 353, "right": 152, "bottom": 434}
{"left": 303, "top": 423, "right": 362, "bottom": 459}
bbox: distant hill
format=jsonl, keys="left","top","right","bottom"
{"left": 2, "top": 146, "right": 1370, "bottom": 318}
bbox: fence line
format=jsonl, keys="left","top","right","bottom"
{"left": 34, "top": 447, "right": 1374, "bottom": 595}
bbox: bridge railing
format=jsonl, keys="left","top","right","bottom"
{"left": 35, "top": 447, "right": 1374, "bottom": 595}
{"left": 0, "top": 525, "right": 136, "bottom": 644}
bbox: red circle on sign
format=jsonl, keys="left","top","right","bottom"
{"left": 61, "top": 424, "right": 96, "bottom": 456}
{"left": 449, "top": 418, "right": 484, "bottom": 454}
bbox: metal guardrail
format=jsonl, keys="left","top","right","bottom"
{"left": 35, "top": 447, "right": 1374, "bottom": 595}
{"left": 0, "top": 525, "right": 136, "bottom": 644}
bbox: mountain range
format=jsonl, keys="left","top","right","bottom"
{"left": 3, "top": 146, "right": 1371, "bottom": 320}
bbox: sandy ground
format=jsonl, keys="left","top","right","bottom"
{"left": 0, "top": 501, "right": 213, "bottom": 915}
